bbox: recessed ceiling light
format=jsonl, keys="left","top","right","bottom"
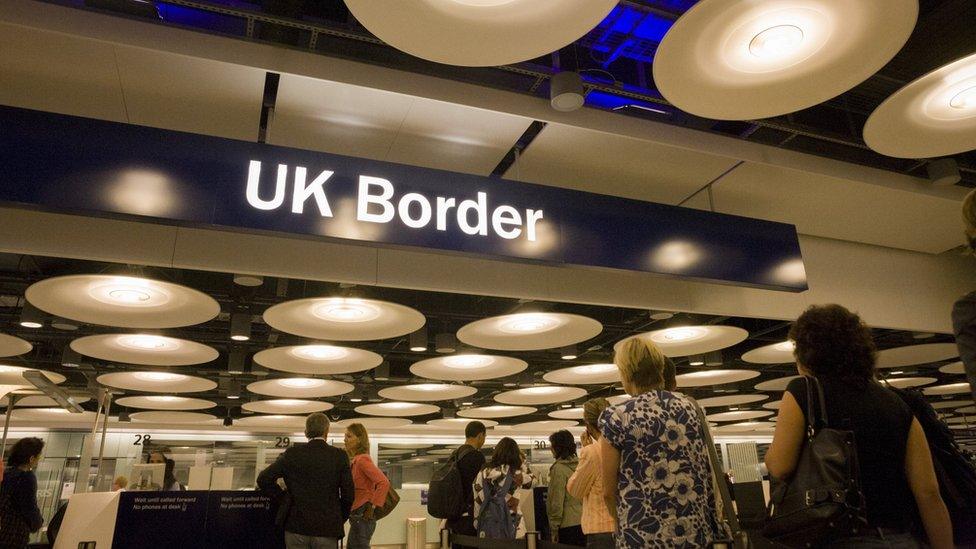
{"left": 90, "top": 277, "right": 170, "bottom": 307}
{"left": 312, "top": 298, "right": 381, "bottom": 323}
{"left": 773, "top": 341, "right": 795, "bottom": 352}
{"left": 146, "top": 396, "right": 180, "bottom": 402}
{"left": 134, "top": 372, "right": 186, "bottom": 382}
{"left": 412, "top": 384, "right": 445, "bottom": 392}
{"left": 652, "top": 327, "right": 707, "bottom": 343}
{"left": 949, "top": 86, "right": 976, "bottom": 110}
{"left": 521, "top": 386, "right": 561, "bottom": 395}
{"left": 117, "top": 334, "right": 178, "bottom": 351}
{"left": 280, "top": 378, "right": 325, "bottom": 388}
{"left": 443, "top": 355, "right": 494, "bottom": 369}
{"left": 291, "top": 345, "right": 350, "bottom": 361}
{"left": 498, "top": 313, "right": 561, "bottom": 334}
{"left": 748, "top": 25, "right": 804, "bottom": 60}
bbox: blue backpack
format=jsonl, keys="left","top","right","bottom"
{"left": 476, "top": 470, "right": 517, "bottom": 540}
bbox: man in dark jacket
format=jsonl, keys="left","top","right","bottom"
{"left": 258, "top": 413, "right": 354, "bottom": 549}
{"left": 446, "top": 421, "right": 487, "bottom": 547}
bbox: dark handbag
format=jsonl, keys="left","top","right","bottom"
{"left": 373, "top": 487, "right": 400, "bottom": 520}
{"left": 692, "top": 400, "right": 749, "bottom": 549}
{"left": 763, "top": 376, "right": 867, "bottom": 548}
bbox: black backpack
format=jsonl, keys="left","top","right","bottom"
{"left": 428, "top": 446, "right": 475, "bottom": 519}
{"left": 890, "top": 386, "right": 976, "bottom": 545}
{"left": 763, "top": 376, "right": 867, "bottom": 547}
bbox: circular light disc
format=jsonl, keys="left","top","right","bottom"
{"left": 494, "top": 386, "right": 587, "bottom": 405}
{"left": 247, "top": 378, "right": 354, "bottom": 398}
{"left": 875, "top": 343, "right": 959, "bottom": 369}
{"left": 98, "top": 371, "right": 216, "bottom": 393}
{"left": 0, "top": 334, "right": 32, "bottom": 357}
{"left": 236, "top": 415, "right": 308, "bottom": 430}
{"left": 713, "top": 421, "right": 776, "bottom": 434}
{"left": 754, "top": 375, "right": 802, "bottom": 392}
{"left": 543, "top": 363, "right": 620, "bottom": 385}
{"left": 763, "top": 400, "right": 782, "bottom": 410}
{"left": 334, "top": 417, "right": 413, "bottom": 430}
{"left": 741, "top": 341, "right": 796, "bottom": 364}
{"left": 263, "top": 297, "right": 425, "bottom": 341}
{"left": 242, "top": 399, "right": 334, "bottom": 414}
{"left": 343, "top": 0, "right": 618, "bottom": 67}
{"left": 676, "top": 369, "right": 760, "bottom": 388}
{"left": 617, "top": 326, "right": 748, "bottom": 357}
{"left": 5, "top": 409, "right": 107, "bottom": 423}
{"left": 945, "top": 415, "right": 976, "bottom": 425}
{"left": 25, "top": 275, "right": 219, "bottom": 328}
{"left": 458, "top": 405, "right": 537, "bottom": 419}
{"left": 427, "top": 418, "right": 500, "bottom": 429}
{"left": 654, "top": 0, "right": 918, "bottom": 120}
{"left": 355, "top": 402, "right": 440, "bottom": 417}
{"left": 1, "top": 394, "right": 91, "bottom": 408}
{"left": 884, "top": 377, "right": 937, "bottom": 389}
{"left": 940, "top": 361, "right": 964, "bottom": 375}
{"left": 706, "top": 409, "right": 774, "bottom": 422}
{"left": 0, "top": 365, "right": 66, "bottom": 386}
{"left": 130, "top": 411, "right": 217, "bottom": 424}
{"left": 607, "top": 394, "right": 633, "bottom": 406}
{"left": 923, "top": 382, "right": 972, "bottom": 396}
{"left": 696, "top": 394, "right": 769, "bottom": 408}
{"left": 410, "top": 355, "right": 528, "bottom": 381}
{"left": 115, "top": 395, "right": 216, "bottom": 411}
{"left": 930, "top": 400, "right": 972, "bottom": 410}
{"left": 378, "top": 384, "right": 477, "bottom": 402}
{"left": 505, "top": 420, "right": 578, "bottom": 431}
{"left": 864, "top": 52, "right": 976, "bottom": 158}
{"left": 71, "top": 334, "right": 218, "bottom": 366}
{"left": 457, "top": 313, "right": 602, "bottom": 351}
{"left": 253, "top": 345, "right": 383, "bottom": 375}
{"left": 548, "top": 407, "right": 584, "bottom": 420}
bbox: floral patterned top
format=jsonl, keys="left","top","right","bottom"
{"left": 599, "top": 391, "right": 720, "bottom": 548}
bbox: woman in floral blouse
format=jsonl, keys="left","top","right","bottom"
{"left": 598, "top": 338, "right": 721, "bottom": 548}
{"left": 473, "top": 437, "right": 535, "bottom": 539}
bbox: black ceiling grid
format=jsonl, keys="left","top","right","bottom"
{"left": 0, "top": 253, "right": 965, "bottom": 428}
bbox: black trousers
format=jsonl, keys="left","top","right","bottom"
{"left": 447, "top": 515, "right": 476, "bottom": 549}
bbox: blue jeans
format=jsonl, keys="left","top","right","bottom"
{"left": 347, "top": 506, "right": 376, "bottom": 549}
{"left": 828, "top": 529, "right": 920, "bottom": 548}
{"left": 284, "top": 531, "right": 338, "bottom": 549}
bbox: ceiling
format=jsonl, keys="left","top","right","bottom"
{"left": 0, "top": 252, "right": 971, "bottom": 449}
{"left": 0, "top": 2, "right": 969, "bottom": 255}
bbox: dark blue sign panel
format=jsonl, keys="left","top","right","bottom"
{"left": 0, "top": 106, "right": 806, "bottom": 291}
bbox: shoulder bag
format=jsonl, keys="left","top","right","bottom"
{"left": 762, "top": 376, "right": 867, "bottom": 548}
{"left": 692, "top": 399, "right": 748, "bottom": 549}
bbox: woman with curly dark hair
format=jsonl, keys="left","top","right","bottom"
{"left": 765, "top": 304, "right": 952, "bottom": 548}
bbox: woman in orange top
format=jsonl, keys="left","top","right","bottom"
{"left": 567, "top": 398, "right": 615, "bottom": 549}
{"left": 345, "top": 423, "right": 391, "bottom": 549}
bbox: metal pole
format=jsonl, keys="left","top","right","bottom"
{"left": 0, "top": 394, "right": 21, "bottom": 462}
{"left": 526, "top": 532, "right": 539, "bottom": 549}
{"left": 94, "top": 392, "right": 112, "bottom": 491}
{"left": 75, "top": 391, "right": 105, "bottom": 494}
{"left": 440, "top": 528, "right": 450, "bottom": 549}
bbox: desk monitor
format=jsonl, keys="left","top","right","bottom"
{"left": 128, "top": 463, "right": 165, "bottom": 492}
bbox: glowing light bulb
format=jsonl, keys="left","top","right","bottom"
{"left": 498, "top": 314, "right": 560, "bottom": 334}
{"left": 749, "top": 25, "right": 804, "bottom": 59}
{"left": 119, "top": 335, "right": 174, "bottom": 350}
{"left": 444, "top": 355, "right": 493, "bottom": 369}
{"left": 108, "top": 289, "right": 151, "bottom": 303}
{"left": 134, "top": 372, "right": 184, "bottom": 382}
{"left": 522, "top": 386, "right": 560, "bottom": 395}
{"left": 652, "top": 327, "right": 707, "bottom": 343}
{"left": 949, "top": 86, "right": 976, "bottom": 110}
{"left": 280, "top": 378, "right": 324, "bottom": 388}
{"left": 292, "top": 345, "right": 349, "bottom": 361}
{"left": 312, "top": 299, "right": 381, "bottom": 323}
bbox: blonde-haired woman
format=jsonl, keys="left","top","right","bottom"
{"left": 599, "top": 338, "right": 720, "bottom": 548}
{"left": 344, "top": 423, "right": 390, "bottom": 549}
{"left": 954, "top": 188, "right": 976, "bottom": 402}
{"left": 567, "top": 397, "right": 615, "bottom": 548}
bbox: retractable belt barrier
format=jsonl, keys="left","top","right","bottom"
{"left": 442, "top": 530, "right": 585, "bottom": 549}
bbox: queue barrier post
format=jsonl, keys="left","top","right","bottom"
{"left": 526, "top": 532, "right": 539, "bottom": 549}
{"left": 440, "top": 528, "right": 451, "bottom": 549}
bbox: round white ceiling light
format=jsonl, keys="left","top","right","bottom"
{"left": 247, "top": 378, "right": 354, "bottom": 398}
{"left": 334, "top": 417, "right": 413, "bottom": 430}
{"left": 410, "top": 355, "right": 528, "bottom": 382}
{"left": 676, "top": 369, "right": 760, "bottom": 388}
{"left": 70, "top": 334, "right": 218, "bottom": 366}
{"left": 4, "top": 409, "right": 107, "bottom": 423}
{"left": 355, "top": 402, "right": 440, "bottom": 417}
{"left": 343, "top": 0, "right": 617, "bottom": 67}
{"left": 263, "top": 297, "right": 425, "bottom": 341}
{"left": 427, "top": 418, "right": 500, "bottom": 429}
{"left": 864, "top": 52, "right": 976, "bottom": 158}
{"left": 0, "top": 334, "right": 32, "bottom": 358}
{"left": 503, "top": 420, "right": 579, "bottom": 432}
{"left": 130, "top": 411, "right": 218, "bottom": 424}
{"left": 115, "top": 395, "right": 216, "bottom": 411}
{"left": 543, "top": 363, "right": 620, "bottom": 385}
{"left": 0, "top": 365, "right": 65, "bottom": 386}
{"left": 242, "top": 399, "right": 334, "bottom": 415}
{"left": 706, "top": 409, "right": 774, "bottom": 422}
{"left": 713, "top": 421, "right": 776, "bottom": 434}
{"left": 253, "top": 345, "right": 383, "bottom": 375}
{"left": 236, "top": 414, "right": 308, "bottom": 430}
{"left": 923, "top": 382, "right": 972, "bottom": 396}
{"left": 97, "top": 371, "right": 216, "bottom": 393}
{"left": 548, "top": 407, "right": 584, "bottom": 420}
{"left": 884, "top": 377, "right": 937, "bottom": 389}
{"left": 940, "top": 362, "right": 964, "bottom": 375}
{"left": 25, "top": 275, "right": 219, "bottom": 328}
{"left": 763, "top": 400, "right": 782, "bottom": 410}
{"left": 457, "top": 313, "right": 602, "bottom": 351}
{"left": 1, "top": 395, "right": 91, "bottom": 408}
{"left": 930, "top": 400, "right": 972, "bottom": 410}
{"left": 616, "top": 326, "right": 748, "bottom": 357}
{"left": 875, "top": 343, "right": 959, "bottom": 369}
{"left": 653, "top": 0, "right": 918, "bottom": 120}
{"left": 494, "top": 386, "right": 587, "bottom": 406}
{"left": 458, "top": 405, "right": 537, "bottom": 419}
{"left": 754, "top": 375, "right": 802, "bottom": 392}
{"left": 741, "top": 341, "right": 795, "bottom": 364}
{"left": 377, "top": 384, "right": 477, "bottom": 402}
{"left": 606, "top": 394, "right": 633, "bottom": 406}
{"left": 696, "top": 394, "right": 769, "bottom": 408}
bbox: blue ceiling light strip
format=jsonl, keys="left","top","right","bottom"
{"left": 581, "top": 4, "right": 675, "bottom": 66}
